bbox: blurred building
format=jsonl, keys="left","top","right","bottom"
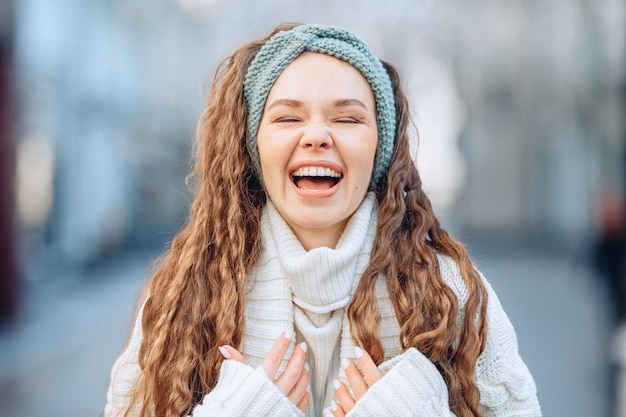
{"left": 1, "top": 0, "right": 16, "bottom": 322}
{"left": 10, "top": 0, "right": 626, "bottom": 279}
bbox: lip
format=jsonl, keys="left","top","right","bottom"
{"left": 288, "top": 160, "right": 344, "bottom": 199}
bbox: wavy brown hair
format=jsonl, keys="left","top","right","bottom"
{"left": 349, "top": 60, "right": 488, "bottom": 416}
{"left": 124, "top": 23, "right": 488, "bottom": 417}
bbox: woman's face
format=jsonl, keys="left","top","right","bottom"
{"left": 257, "top": 52, "right": 378, "bottom": 250}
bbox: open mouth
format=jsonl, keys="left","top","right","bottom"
{"left": 290, "top": 166, "right": 342, "bottom": 191}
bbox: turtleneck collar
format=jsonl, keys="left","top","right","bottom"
{"left": 263, "top": 192, "right": 378, "bottom": 314}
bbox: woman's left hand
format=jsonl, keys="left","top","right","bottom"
{"left": 331, "top": 346, "right": 382, "bottom": 416}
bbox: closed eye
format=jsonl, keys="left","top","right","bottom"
{"left": 274, "top": 117, "right": 301, "bottom": 123}
{"left": 335, "top": 118, "right": 362, "bottom": 124}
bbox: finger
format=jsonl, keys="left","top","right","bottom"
{"left": 218, "top": 345, "right": 245, "bottom": 363}
{"left": 341, "top": 358, "right": 368, "bottom": 400}
{"left": 291, "top": 374, "right": 311, "bottom": 412}
{"left": 261, "top": 331, "right": 295, "bottom": 379}
{"left": 333, "top": 379, "right": 355, "bottom": 413}
{"left": 287, "top": 361, "right": 310, "bottom": 405}
{"left": 354, "top": 347, "right": 382, "bottom": 387}
{"left": 275, "top": 342, "right": 307, "bottom": 395}
{"left": 331, "top": 399, "right": 346, "bottom": 417}
{"left": 296, "top": 389, "right": 311, "bottom": 412}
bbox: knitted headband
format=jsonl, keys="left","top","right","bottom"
{"left": 243, "top": 24, "right": 396, "bottom": 184}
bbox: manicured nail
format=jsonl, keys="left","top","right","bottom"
{"left": 354, "top": 346, "right": 364, "bottom": 358}
{"left": 333, "top": 379, "right": 341, "bottom": 390}
{"left": 218, "top": 346, "right": 230, "bottom": 359}
{"left": 304, "top": 362, "right": 310, "bottom": 373}
{"left": 341, "top": 358, "right": 350, "bottom": 370}
{"left": 331, "top": 400, "right": 338, "bottom": 411}
{"left": 306, "top": 385, "right": 312, "bottom": 394}
{"left": 300, "top": 342, "right": 308, "bottom": 353}
{"left": 284, "top": 330, "right": 295, "bottom": 341}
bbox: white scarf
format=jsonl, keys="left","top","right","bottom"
{"left": 241, "top": 193, "right": 403, "bottom": 415}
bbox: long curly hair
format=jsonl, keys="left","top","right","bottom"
{"left": 125, "top": 23, "right": 488, "bottom": 417}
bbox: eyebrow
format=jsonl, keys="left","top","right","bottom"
{"left": 267, "top": 99, "right": 302, "bottom": 110}
{"left": 266, "top": 98, "right": 368, "bottom": 110}
{"left": 332, "top": 98, "right": 368, "bottom": 110}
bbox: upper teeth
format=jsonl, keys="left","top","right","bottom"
{"left": 292, "top": 166, "right": 341, "bottom": 177}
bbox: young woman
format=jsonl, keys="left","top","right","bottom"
{"left": 104, "top": 23, "right": 541, "bottom": 417}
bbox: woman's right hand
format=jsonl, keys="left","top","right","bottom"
{"left": 219, "top": 331, "right": 310, "bottom": 412}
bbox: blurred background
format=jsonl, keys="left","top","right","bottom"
{"left": 0, "top": 0, "right": 624, "bottom": 416}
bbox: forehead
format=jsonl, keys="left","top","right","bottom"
{"left": 281, "top": 52, "right": 364, "bottom": 79}
{"left": 267, "top": 52, "right": 375, "bottom": 102}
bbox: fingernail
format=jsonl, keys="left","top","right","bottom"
{"left": 304, "top": 362, "right": 310, "bottom": 373}
{"left": 333, "top": 379, "right": 341, "bottom": 390}
{"left": 218, "top": 346, "right": 230, "bottom": 359}
{"left": 331, "top": 400, "right": 338, "bottom": 411}
{"left": 341, "top": 358, "right": 350, "bottom": 370}
{"left": 300, "top": 342, "right": 308, "bottom": 353}
{"left": 354, "top": 346, "right": 364, "bottom": 358}
{"left": 284, "top": 330, "right": 295, "bottom": 341}
{"left": 306, "top": 385, "right": 312, "bottom": 395}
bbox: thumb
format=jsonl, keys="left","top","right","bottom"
{"left": 219, "top": 345, "right": 245, "bottom": 363}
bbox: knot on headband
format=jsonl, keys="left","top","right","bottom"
{"left": 243, "top": 24, "right": 396, "bottom": 184}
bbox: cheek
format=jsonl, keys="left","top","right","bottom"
{"left": 257, "top": 134, "right": 275, "bottom": 172}
{"left": 361, "top": 136, "right": 378, "bottom": 175}
{"left": 257, "top": 132, "right": 268, "bottom": 166}
{"left": 257, "top": 138, "right": 289, "bottom": 193}
{"left": 350, "top": 148, "right": 377, "bottom": 191}
{"left": 259, "top": 144, "right": 283, "bottom": 174}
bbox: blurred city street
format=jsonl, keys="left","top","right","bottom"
{"left": 0, "top": 243, "right": 617, "bottom": 417}
{"left": 0, "top": 251, "right": 152, "bottom": 417}
{"left": 0, "top": 1, "right": 624, "bottom": 417}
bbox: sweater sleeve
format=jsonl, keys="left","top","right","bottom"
{"left": 475, "top": 278, "right": 542, "bottom": 416}
{"left": 440, "top": 255, "right": 541, "bottom": 416}
{"left": 193, "top": 361, "right": 304, "bottom": 417}
{"left": 104, "top": 301, "right": 145, "bottom": 417}
{"left": 339, "top": 259, "right": 541, "bottom": 417}
{"left": 104, "top": 302, "right": 302, "bottom": 417}
{"left": 344, "top": 348, "right": 455, "bottom": 417}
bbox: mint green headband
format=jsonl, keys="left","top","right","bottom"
{"left": 243, "top": 24, "right": 396, "bottom": 184}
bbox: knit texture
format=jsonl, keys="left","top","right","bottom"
{"left": 104, "top": 302, "right": 145, "bottom": 417}
{"left": 243, "top": 24, "right": 396, "bottom": 184}
{"left": 345, "top": 348, "right": 454, "bottom": 416}
{"left": 104, "top": 196, "right": 542, "bottom": 416}
{"left": 196, "top": 362, "right": 302, "bottom": 417}
{"left": 246, "top": 192, "right": 381, "bottom": 416}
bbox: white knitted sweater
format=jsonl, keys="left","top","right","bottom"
{"left": 105, "top": 193, "right": 541, "bottom": 416}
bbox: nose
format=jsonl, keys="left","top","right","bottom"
{"left": 299, "top": 122, "right": 333, "bottom": 150}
